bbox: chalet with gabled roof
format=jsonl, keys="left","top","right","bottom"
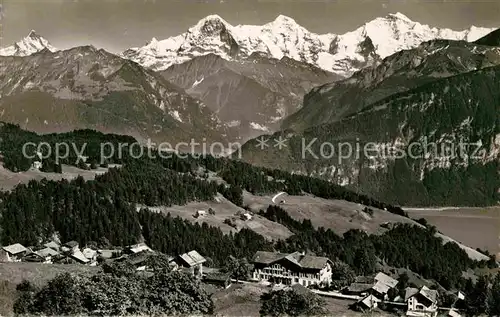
{"left": 344, "top": 272, "right": 398, "bottom": 300}
{"left": 23, "top": 247, "right": 60, "bottom": 263}
{"left": 125, "top": 242, "right": 153, "bottom": 255}
{"left": 251, "top": 251, "right": 333, "bottom": 287}
{"left": 405, "top": 286, "right": 438, "bottom": 317}
{"left": 175, "top": 250, "right": 206, "bottom": 277}
{"left": 1, "top": 243, "right": 28, "bottom": 262}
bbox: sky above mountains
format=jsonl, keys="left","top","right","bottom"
{"left": 1, "top": 0, "right": 499, "bottom": 54}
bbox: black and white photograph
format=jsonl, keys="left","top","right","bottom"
{"left": 0, "top": 0, "right": 498, "bottom": 316}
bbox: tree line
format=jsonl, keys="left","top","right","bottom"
{"left": 261, "top": 205, "right": 491, "bottom": 290}
{"left": 0, "top": 123, "right": 408, "bottom": 217}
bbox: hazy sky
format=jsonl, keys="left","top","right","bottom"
{"left": 1, "top": 0, "right": 499, "bottom": 53}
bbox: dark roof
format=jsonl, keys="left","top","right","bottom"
{"left": 405, "top": 286, "right": 438, "bottom": 304}
{"left": 253, "top": 251, "right": 287, "bottom": 264}
{"left": 347, "top": 283, "right": 374, "bottom": 293}
{"left": 36, "top": 247, "right": 59, "bottom": 257}
{"left": 419, "top": 286, "right": 438, "bottom": 303}
{"left": 204, "top": 272, "right": 231, "bottom": 282}
{"left": 296, "top": 255, "right": 330, "bottom": 270}
{"left": 64, "top": 241, "right": 79, "bottom": 248}
{"left": 404, "top": 287, "right": 419, "bottom": 301}
{"left": 253, "top": 251, "right": 331, "bottom": 270}
{"left": 128, "top": 253, "right": 149, "bottom": 265}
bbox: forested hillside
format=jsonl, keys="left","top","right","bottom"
{"left": 0, "top": 125, "right": 495, "bottom": 298}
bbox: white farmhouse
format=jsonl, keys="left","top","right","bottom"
{"left": 405, "top": 286, "right": 438, "bottom": 317}
{"left": 196, "top": 210, "right": 207, "bottom": 217}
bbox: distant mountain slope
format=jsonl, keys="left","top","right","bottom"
{"left": 242, "top": 65, "right": 500, "bottom": 207}
{"left": 475, "top": 29, "right": 500, "bottom": 46}
{"left": 161, "top": 53, "right": 338, "bottom": 140}
{"left": 0, "top": 31, "right": 57, "bottom": 56}
{"left": 123, "top": 13, "right": 494, "bottom": 77}
{"left": 0, "top": 45, "right": 227, "bottom": 145}
{"left": 283, "top": 39, "right": 500, "bottom": 131}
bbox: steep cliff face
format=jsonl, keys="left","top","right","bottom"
{"left": 242, "top": 65, "right": 500, "bottom": 206}
{"left": 475, "top": 29, "right": 500, "bottom": 46}
{"left": 161, "top": 53, "right": 338, "bottom": 141}
{"left": 283, "top": 39, "right": 500, "bottom": 131}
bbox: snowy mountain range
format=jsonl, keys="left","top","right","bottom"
{"left": 0, "top": 30, "right": 58, "bottom": 56}
{"left": 122, "top": 13, "right": 495, "bottom": 77}
{"left": 0, "top": 13, "right": 494, "bottom": 77}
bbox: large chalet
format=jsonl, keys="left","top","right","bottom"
{"left": 251, "top": 251, "right": 333, "bottom": 287}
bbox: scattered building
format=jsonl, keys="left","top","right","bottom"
{"left": 374, "top": 272, "right": 398, "bottom": 289}
{"left": 69, "top": 249, "right": 90, "bottom": 264}
{"left": 405, "top": 286, "right": 438, "bottom": 317}
{"left": 98, "top": 249, "right": 122, "bottom": 260}
{"left": 371, "top": 280, "right": 392, "bottom": 299}
{"left": 447, "top": 309, "right": 462, "bottom": 317}
{"left": 356, "top": 294, "right": 381, "bottom": 311}
{"left": 1, "top": 243, "right": 28, "bottom": 262}
{"left": 34, "top": 247, "right": 60, "bottom": 263}
{"left": 344, "top": 282, "right": 374, "bottom": 296}
{"left": 32, "top": 161, "right": 42, "bottom": 170}
{"left": 204, "top": 272, "right": 232, "bottom": 288}
{"left": 175, "top": 250, "right": 206, "bottom": 277}
{"left": 44, "top": 241, "right": 60, "bottom": 251}
{"left": 82, "top": 248, "right": 98, "bottom": 265}
{"left": 251, "top": 251, "right": 333, "bottom": 287}
{"left": 125, "top": 242, "right": 153, "bottom": 255}
{"left": 195, "top": 210, "right": 207, "bottom": 218}
{"left": 62, "top": 241, "right": 80, "bottom": 253}
{"left": 127, "top": 253, "right": 151, "bottom": 271}
{"left": 241, "top": 213, "right": 252, "bottom": 221}
{"left": 345, "top": 272, "right": 398, "bottom": 300}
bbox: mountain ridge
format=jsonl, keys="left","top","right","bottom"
{"left": 0, "top": 45, "right": 229, "bottom": 145}
{"left": 240, "top": 37, "right": 500, "bottom": 207}
{"left": 161, "top": 53, "right": 338, "bottom": 141}
{"left": 283, "top": 38, "right": 500, "bottom": 131}
{"left": 122, "top": 13, "right": 496, "bottom": 77}
{"left": 0, "top": 30, "right": 58, "bottom": 56}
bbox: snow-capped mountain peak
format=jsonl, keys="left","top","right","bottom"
{"left": 268, "top": 14, "right": 300, "bottom": 27}
{"left": 190, "top": 14, "right": 231, "bottom": 35}
{"left": 386, "top": 12, "right": 413, "bottom": 22}
{"left": 262, "top": 15, "right": 306, "bottom": 35}
{"left": 122, "top": 13, "right": 496, "bottom": 77}
{"left": 0, "top": 30, "right": 58, "bottom": 56}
